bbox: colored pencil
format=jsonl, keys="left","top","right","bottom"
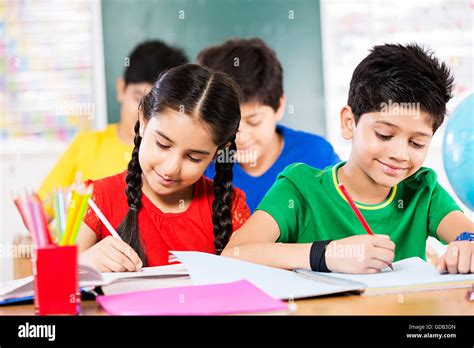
{"left": 68, "top": 185, "right": 93, "bottom": 245}
{"left": 34, "top": 193, "right": 53, "bottom": 245}
{"left": 87, "top": 198, "right": 122, "bottom": 240}
{"left": 338, "top": 183, "right": 394, "bottom": 271}
{"left": 57, "top": 189, "right": 67, "bottom": 234}
{"left": 28, "top": 192, "right": 45, "bottom": 246}
{"left": 12, "top": 194, "right": 37, "bottom": 244}
{"left": 52, "top": 189, "right": 61, "bottom": 240}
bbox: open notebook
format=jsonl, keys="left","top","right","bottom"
{"left": 296, "top": 257, "right": 474, "bottom": 295}
{"left": 172, "top": 251, "right": 365, "bottom": 299}
{"left": 0, "top": 264, "right": 188, "bottom": 303}
{"left": 172, "top": 252, "right": 474, "bottom": 299}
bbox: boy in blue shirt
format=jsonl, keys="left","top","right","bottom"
{"left": 197, "top": 38, "right": 339, "bottom": 211}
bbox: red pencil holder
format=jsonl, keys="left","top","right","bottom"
{"left": 33, "top": 245, "right": 80, "bottom": 315}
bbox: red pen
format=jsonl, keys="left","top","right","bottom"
{"left": 338, "top": 183, "right": 394, "bottom": 271}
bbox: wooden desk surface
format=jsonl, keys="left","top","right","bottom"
{"left": 293, "top": 288, "right": 472, "bottom": 315}
{"left": 0, "top": 288, "right": 472, "bottom": 315}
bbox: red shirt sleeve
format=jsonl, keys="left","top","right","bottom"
{"left": 83, "top": 181, "right": 107, "bottom": 239}
{"left": 230, "top": 187, "right": 250, "bottom": 232}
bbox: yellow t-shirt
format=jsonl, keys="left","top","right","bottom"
{"left": 38, "top": 124, "right": 133, "bottom": 199}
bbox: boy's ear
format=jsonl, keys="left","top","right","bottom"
{"left": 340, "top": 105, "right": 356, "bottom": 140}
{"left": 116, "top": 77, "right": 126, "bottom": 103}
{"left": 274, "top": 96, "right": 286, "bottom": 121}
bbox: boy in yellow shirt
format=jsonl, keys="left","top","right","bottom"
{"left": 39, "top": 40, "right": 188, "bottom": 199}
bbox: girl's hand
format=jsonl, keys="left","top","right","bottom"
{"left": 325, "top": 234, "right": 395, "bottom": 274}
{"left": 437, "top": 241, "right": 473, "bottom": 274}
{"left": 79, "top": 236, "right": 143, "bottom": 272}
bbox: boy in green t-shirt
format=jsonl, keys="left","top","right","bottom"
{"left": 222, "top": 44, "right": 473, "bottom": 274}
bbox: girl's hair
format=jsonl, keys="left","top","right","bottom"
{"left": 117, "top": 64, "right": 241, "bottom": 265}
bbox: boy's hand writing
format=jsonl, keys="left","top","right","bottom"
{"left": 325, "top": 234, "right": 395, "bottom": 274}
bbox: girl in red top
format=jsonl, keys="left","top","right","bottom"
{"left": 77, "top": 64, "right": 250, "bottom": 271}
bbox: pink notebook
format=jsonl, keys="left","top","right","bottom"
{"left": 96, "top": 280, "right": 287, "bottom": 315}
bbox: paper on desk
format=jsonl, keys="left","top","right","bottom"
{"left": 99, "top": 263, "right": 188, "bottom": 284}
{"left": 0, "top": 276, "right": 34, "bottom": 298}
{"left": 0, "top": 264, "right": 189, "bottom": 302}
{"left": 97, "top": 279, "right": 288, "bottom": 315}
{"left": 171, "top": 251, "right": 365, "bottom": 300}
{"left": 298, "top": 257, "right": 474, "bottom": 294}
{"left": 98, "top": 264, "right": 191, "bottom": 295}
{"left": 101, "top": 275, "right": 193, "bottom": 295}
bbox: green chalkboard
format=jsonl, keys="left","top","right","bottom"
{"left": 101, "top": 0, "right": 326, "bottom": 136}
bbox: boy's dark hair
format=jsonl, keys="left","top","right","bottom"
{"left": 348, "top": 43, "right": 454, "bottom": 132}
{"left": 196, "top": 38, "right": 283, "bottom": 112}
{"left": 117, "top": 64, "right": 241, "bottom": 264}
{"left": 124, "top": 40, "right": 188, "bottom": 85}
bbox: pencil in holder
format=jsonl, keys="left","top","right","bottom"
{"left": 33, "top": 244, "right": 80, "bottom": 315}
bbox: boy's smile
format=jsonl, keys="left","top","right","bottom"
{"left": 236, "top": 101, "right": 285, "bottom": 175}
{"left": 339, "top": 106, "right": 434, "bottom": 202}
{"left": 237, "top": 103, "right": 277, "bottom": 163}
{"left": 375, "top": 159, "right": 411, "bottom": 177}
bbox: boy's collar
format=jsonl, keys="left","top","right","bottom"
{"left": 332, "top": 161, "right": 398, "bottom": 211}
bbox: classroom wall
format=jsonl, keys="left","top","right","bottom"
{"left": 1, "top": 150, "right": 64, "bottom": 281}
{"left": 2, "top": 0, "right": 471, "bottom": 282}
{"left": 101, "top": 0, "right": 327, "bottom": 136}
{"left": 0, "top": 1, "right": 105, "bottom": 282}
{"left": 320, "top": 0, "right": 473, "bottom": 217}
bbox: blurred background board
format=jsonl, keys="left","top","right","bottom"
{"left": 0, "top": 0, "right": 106, "bottom": 282}
{"left": 101, "top": 0, "right": 327, "bottom": 136}
{"left": 0, "top": 0, "right": 106, "bottom": 145}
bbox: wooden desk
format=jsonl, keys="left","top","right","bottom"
{"left": 293, "top": 288, "right": 472, "bottom": 315}
{"left": 0, "top": 288, "right": 471, "bottom": 315}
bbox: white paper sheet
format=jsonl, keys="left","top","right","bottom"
{"left": 304, "top": 257, "right": 474, "bottom": 290}
{"left": 171, "top": 251, "right": 365, "bottom": 300}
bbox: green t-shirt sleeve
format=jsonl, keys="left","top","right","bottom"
{"left": 428, "top": 181, "right": 463, "bottom": 240}
{"left": 256, "top": 165, "right": 307, "bottom": 243}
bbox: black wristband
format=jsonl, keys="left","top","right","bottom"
{"left": 309, "top": 240, "right": 332, "bottom": 272}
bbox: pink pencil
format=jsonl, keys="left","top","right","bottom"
{"left": 13, "top": 195, "right": 37, "bottom": 244}
{"left": 34, "top": 193, "right": 53, "bottom": 245}
{"left": 338, "top": 183, "right": 394, "bottom": 271}
{"left": 28, "top": 193, "right": 45, "bottom": 246}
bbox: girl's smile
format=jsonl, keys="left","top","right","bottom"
{"left": 153, "top": 169, "right": 179, "bottom": 187}
{"left": 139, "top": 111, "right": 217, "bottom": 199}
